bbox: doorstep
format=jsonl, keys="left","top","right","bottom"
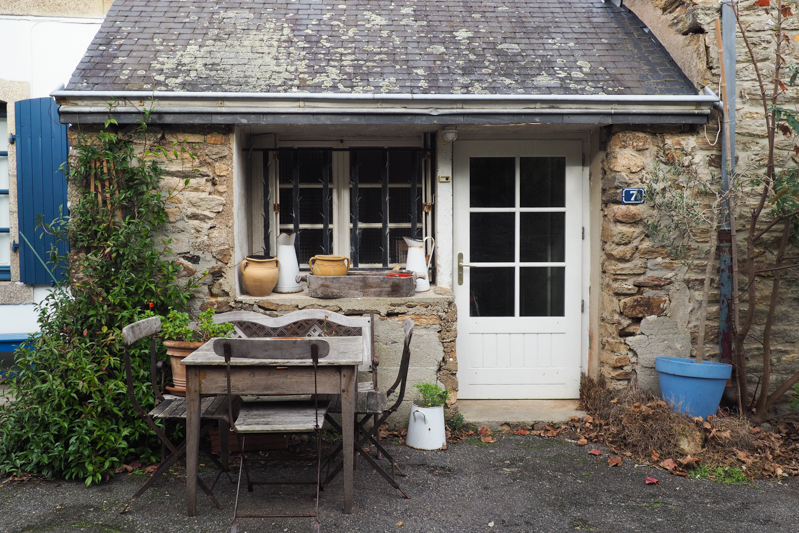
{"left": 456, "top": 400, "right": 586, "bottom": 431}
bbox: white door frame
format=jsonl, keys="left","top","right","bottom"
{"left": 452, "top": 140, "right": 584, "bottom": 399}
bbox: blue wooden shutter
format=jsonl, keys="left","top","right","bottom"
{"left": 15, "top": 97, "right": 69, "bottom": 285}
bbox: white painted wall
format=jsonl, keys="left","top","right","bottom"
{"left": 0, "top": 15, "right": 102, "bottom": 98}
{"left": 0, "top": 15, "right": 102, "bottom": 336}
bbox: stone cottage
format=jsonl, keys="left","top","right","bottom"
{"left": 52, "top": 0, "right": 799, "bottom": 416}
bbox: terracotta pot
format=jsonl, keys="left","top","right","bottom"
{"left": 309, "top": 255, "right": 350, "bottom": 276}
{"left": 240, "top": 255, "right": 280, "bottom": 296}
{"left": 163, "top": 340, "right": 203, "bottom": 391}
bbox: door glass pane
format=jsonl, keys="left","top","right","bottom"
{"left": 520, "top": 267, "right": 565, "bottom": 316}
{"left": 471, "top": 213, "right": 514, "bottom": 262}
{"left": 470, "top": 267, "right": 515, "bottom": 317}
{"left": 470, "top": 157, "right": 515, "bottom": 207}
{"left": 520, "top": 157, "right": 565, "bottom": 207}
{"left": 520, "top": 213, "right": 565, "bottom": 262}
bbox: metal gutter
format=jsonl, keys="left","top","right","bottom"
{"left": 51, "top": 88, "right": 718, "bottom": 105}
{"left": 57, "top": 106, "right": 713, "bottom": 116}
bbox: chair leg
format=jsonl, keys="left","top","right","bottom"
{"left": 323, "top": 412, "right": 410, "bottom": 498}
{"left": 120, "top": 443, "right": 184, "bottom": 514}
{"left": 374, "top": 414, "right": 382, "bottom": 460}
{"left": 231, "top": 436, "right": 246, "bottom": 533}
{"left": 218, "top": 418, "right": 230, "bottom": 470}
{"left": 120, "top": 426, "right": 227, "bottom": 514}
{"left": 367, "top": 436, "right": 406, "bottom": 478}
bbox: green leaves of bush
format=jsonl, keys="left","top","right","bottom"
{"left": 0, "top": 125, "right": 196, "bottom": 484}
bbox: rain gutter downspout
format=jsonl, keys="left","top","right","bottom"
{"left": 718, "top": 2, "right": 737, "bottom": 397}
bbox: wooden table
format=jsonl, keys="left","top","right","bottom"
{"left": 183, "top": 336, "right": 362, "bottom": 516}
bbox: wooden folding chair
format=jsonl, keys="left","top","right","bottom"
{"left": 322, "top": 317, "right": 414, "bottom": 498}
{"left": 120, "top": 316, "right": 236, "bottom": 514}
{"left": 216, "top": 338, "right": 330, "bottom": 533}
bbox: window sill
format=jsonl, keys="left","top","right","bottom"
{"left": 236, "top": 285, "right": 454, "bottom": 310}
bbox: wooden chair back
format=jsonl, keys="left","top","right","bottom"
{"left": 122, "top": 316, "right": 164, "bottom": 407}
{"left": 214, "top": 309, "right": 375, "bottom": 373}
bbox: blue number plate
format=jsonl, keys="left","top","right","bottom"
{"left": 622, "top": 188, "right": 644, "bottom": 205}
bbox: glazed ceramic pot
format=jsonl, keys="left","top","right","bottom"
{"left": 309, "top": 255, "right": 350, "bottom": 276}
{"left": 163, "top": 340, "right": 203, "bottom": 392}
{"left": 240, "top": 255, "right": 280, "bottom": 296}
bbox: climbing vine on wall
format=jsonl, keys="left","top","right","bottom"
{"left": 0, "top": 120, "right": 200, "bottom": 485}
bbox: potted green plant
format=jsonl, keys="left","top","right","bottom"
{"left": 406, "top": 382, "right": 449, "bottom": 450}
{"left": 159, "top": 309, "right": 234, "bottom": 394}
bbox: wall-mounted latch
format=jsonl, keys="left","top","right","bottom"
{"left": 11, "top": 241, "right": 19, "bottom": 252}
{"left": 8, "top": 134, "right": 16, "bottom": 145}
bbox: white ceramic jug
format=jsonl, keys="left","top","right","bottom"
{"left": 274, "top": 233, "right": 303, "bottom": 293}
{"left": 403, "top": 236, "right": 435, "bottom": 292}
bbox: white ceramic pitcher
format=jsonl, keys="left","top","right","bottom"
{"left": 274, "top": 233, "right": 303, "bottom": 293}
{"left": 403, "top": 236, "right": 435, "bottom": 292}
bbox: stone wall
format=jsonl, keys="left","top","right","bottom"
{"left": 603, "top": 0, "right": 799, "bottom": 409}
{"left": 68, "top": 124, "right": 456, "bottom": 424}
{"left": 599, "top": 128, "right": 711, "bottom": 393}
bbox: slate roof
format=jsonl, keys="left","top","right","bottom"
{"left": 65, "top": 0, "right": 696, "bottom": 96}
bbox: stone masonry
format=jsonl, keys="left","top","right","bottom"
{"left": 607, "top": 0, "right": 799, "bottom": 409}
{"left": 68, "top": 123, "right": 455, "bottom": 424}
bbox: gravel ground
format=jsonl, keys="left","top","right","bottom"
{"left": 0, "top": 435, "right": 796, "bottom": 533}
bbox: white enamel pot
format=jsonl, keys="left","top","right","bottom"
{"left": 405, "top": 404, "right": 446, "bottom": 450}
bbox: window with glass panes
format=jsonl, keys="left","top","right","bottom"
{"left": 264, "top": 148, "right": 430, "bottom": 271}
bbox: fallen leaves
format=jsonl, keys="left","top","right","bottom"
{"left": 478, "top": 426, "right": 497, "bottom": 443}
{"left": 645, "top": 476, "right": 659, "bottom": 485}
{"left": 608, "top": 456, "right": 623, "bottom": 467}
{"left": 588, "top": 449, "right": 602, "bottom": 456}
{"left": 659, "top": 458, "right": 678, "bottom": 471}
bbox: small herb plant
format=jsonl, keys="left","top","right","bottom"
{"left": 414, "top": 382, "right": 450, "bottom": 408}
{"left": 159, "top": 309, "right": 234, "bottom": 343}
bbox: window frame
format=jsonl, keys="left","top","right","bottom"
{"left": 0, "top": 106, "right": 10, "bottom": 281}
{"left": 251, "top": 137, "right": 435, "bottom": 274}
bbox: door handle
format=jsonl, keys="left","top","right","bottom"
{"left": 457, "top": 252, "right": 479, "bottom": 285}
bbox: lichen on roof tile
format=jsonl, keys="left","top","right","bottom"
{"left": 66, "top": 0, "right": 696, "bottom": 96}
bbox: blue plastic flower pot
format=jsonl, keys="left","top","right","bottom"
{"left": 655, "top": 356, "right": 732, "bottom": 419}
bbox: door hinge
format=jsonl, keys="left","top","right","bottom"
{"left": 273, "top": 203, "right": 280, "bottom": 213}
{"left": 582, "top": 227, "right": 585, "bottom": 240}
{"left": 581, "top": 299, "right": 585, "bottom": 313}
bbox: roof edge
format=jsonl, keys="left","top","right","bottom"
{"left": 52, "top": 89, "right": 717, "bottom": 105}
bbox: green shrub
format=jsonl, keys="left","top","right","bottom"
{"left": 0, "top": 125, "right": 199, "bottom": 485}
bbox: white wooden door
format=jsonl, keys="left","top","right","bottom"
{"left": 453, "top": 141, "right": 583, "bottom": 399}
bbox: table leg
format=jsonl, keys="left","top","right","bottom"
{"left": 186, "top": 367, "right": 201, "bottom": 517}
{"left": 341, "top": 365, "right": 355, "bottom": 514}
